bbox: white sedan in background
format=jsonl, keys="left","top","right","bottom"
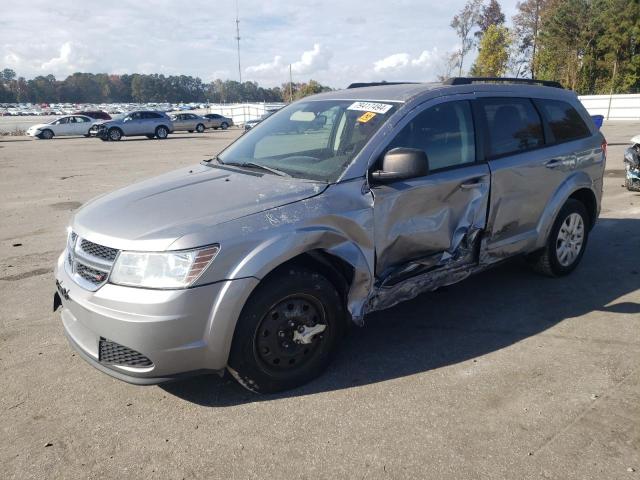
{"left": 26, "top": 115, "right": 97, "bottom": 139}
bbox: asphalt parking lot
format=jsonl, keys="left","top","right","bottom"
{"left": 1, "top": 124, "right": 639, "bottom": 479}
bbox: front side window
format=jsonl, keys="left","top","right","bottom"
{"left": 55, "top": 117, "right": 69, "bottom": 125}
{"left": 478, "top": 98, "right": 544, "bottom": 158}
{"left": 217, "top": 100, "right": 398, "bottom": 182}
{"left": 537, "top": 99, "right": 591, "bottom": 143}
{"left": 386, "top": 101, "right": 476, "bottom": 171}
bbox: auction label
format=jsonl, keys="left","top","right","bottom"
{"left": 347, "top": 101, "right": 394, "bottom": 114}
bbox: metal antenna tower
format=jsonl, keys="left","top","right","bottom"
{"left": 235, "top": 0, "right": 242, "bottom": 84}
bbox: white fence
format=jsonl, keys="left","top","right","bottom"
{"left": 578, "top": 94, "right": 640, "bottom": 120}
{"left": 201, "top": 103, "right": 286, "bottom": 125}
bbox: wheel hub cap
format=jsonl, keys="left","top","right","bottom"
{"left": 556, "top": 213, "right": 584, "bottom": 267}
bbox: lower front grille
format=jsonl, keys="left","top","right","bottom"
{"left": 76, "top": 263, "right": 109, "bottom": 284}
{"left": 98, "top": 338, "right": 153, "bottom": 367}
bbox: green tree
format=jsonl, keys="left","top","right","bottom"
{"left": 476, "top": 0, "right": 506, "bottom": 40}
{"left": 472, "top": 24, "right": 511, "bottom": 76}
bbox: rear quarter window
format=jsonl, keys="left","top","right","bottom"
{"left": 536, "top": 99, "right": 591, "bottom": 143}
{"left": 478, "top": 98, "right": 544, "bottom": 158}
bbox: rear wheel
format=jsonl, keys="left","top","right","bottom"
{"left": 228, "top": 267, "right": 344, "bottom": 393}
{"left": 528, "top": 199, "right": 589, "bottom": 277}
{"left": 196, "top": 123, "right": 205, "bottom": 133}
{"left": 40, "top": 129, "right": 54, "bottom": 140}
{"left": 155, "top": 125, "right": 169, "bottom": 139}
{"left": 108, "top": 128, "right": 122, "bottom": 141}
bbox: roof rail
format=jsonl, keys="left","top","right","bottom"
{"left": 347, "top": 81, "right": 419, "bottom": 89}
{"left": 443, "top": 77, "right": 563, "bottom": 89}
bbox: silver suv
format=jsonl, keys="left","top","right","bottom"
{"left": 54, "top": 78, "right": 606, "bottom": 393}
{"left": 91, "top": 110, "right": 174, "bottom": 141}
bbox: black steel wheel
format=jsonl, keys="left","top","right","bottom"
{"left": 228, "top": 266, "right": 344, "bottom": 393}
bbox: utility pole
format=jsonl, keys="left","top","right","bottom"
{"left": 235, "top": 0, "right": 242, "bottom": 84}
{"left": 289, "top": 64, "right": 293, "bottom": 103}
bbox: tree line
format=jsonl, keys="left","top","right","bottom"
{"left": 0, "top": 69, "right": 332, "bottom": 104}
{"left": 448, "top": 0, "right": 639, "bottom": 94}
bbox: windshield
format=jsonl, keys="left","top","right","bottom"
{"left": 217, "top": 99, "right": 398, "bottom": 182}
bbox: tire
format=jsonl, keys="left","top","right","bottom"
{"left": 40, "top": 129, "right": 54, "bottom": 140}
{"left": 228, "top": 266, "right": 344, "bottom": 393}
{"left": 155, "top": 125, "right": 169, "bottom": 139}
{"left": 108, "top": 128, "right": 122, "bottom": 141}
{"left": 196, "top": 123, "right": 205, "bottom": 133}
{"left": 220, "top": 122, "right": 229, "bottom": 130}
{"left": 528, "top": 199, "right": 590, "bottom": 277}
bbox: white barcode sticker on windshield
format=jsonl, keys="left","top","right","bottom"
{"left": 347, "top": 101, "right": 394, "bottom": 114}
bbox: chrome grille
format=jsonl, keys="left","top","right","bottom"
{"left": 79, "top": 239, "right": 118, "bottom": 261}
{"left": 66, "top": 232, "right": 119, "bottom": 291}
{"left": 99, "top": 338, "right": 153, "bottom": 367}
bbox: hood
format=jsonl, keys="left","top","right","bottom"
{"left": 28, "top": 123, "right": 50, "bottom": 130}
{"left": 631, "top": 135, "right": 640, "bottom": 145}
{"left": 72, "top": 164, "right": 327, "bottom": 251}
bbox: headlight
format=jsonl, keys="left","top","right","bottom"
{"left": 110, "top": 245, "right": 220, "bottom": 289}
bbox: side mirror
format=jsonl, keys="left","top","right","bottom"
{"left": 371, "top": 148, "right": 429, "bottom": 183}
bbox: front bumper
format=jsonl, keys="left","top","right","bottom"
{"left": 89, "top": 125, "right": 107, "bottom": 138}
{"left": 54, "top": 252, "right": 258, "bottom": 384}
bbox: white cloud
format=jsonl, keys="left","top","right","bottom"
{"left": 41, "top": 42, "right": 73, "bottom": 71}
{"left": 374, "top": 53, "right": 411, "bottom": 72}
{"left": 374, "top": 48, "right": 442, "bottom": 73}
{"left": 291, "top": 44, "right": 331, "bottom": 75}
{"left": 246, "top": 55, "right": 283, "bottom": 74}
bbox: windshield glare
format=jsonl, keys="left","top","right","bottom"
{"left": 218, "top": 100, "right": 397, "bottom": 182}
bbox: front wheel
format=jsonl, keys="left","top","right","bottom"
{"left": 40, "top": 129, "right": 54, "bottom": 140}
{"left": 528, "top": 199, "right": 589, "bottom": 277}
{"left": 155, "top": 125, "right": 169, "bottom": 139}
{"left": 108, "top": 128, "right": 122, "bottom": 141}
{"left": 196, "top": 123, "right": 205, "bottom": 133}
{"left": 220, "top": 122, "right": 229, "bottom": 130}
{"left": 228, "top": 267, "right": 344, "bottom": 393}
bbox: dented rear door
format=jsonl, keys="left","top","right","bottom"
{"left": 371, "top": 99, "right": 490, "bottom": 279}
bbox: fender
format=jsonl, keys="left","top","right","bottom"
{"left": 534, "top": 170, "right": 595, "bottom": 249}
{"left": 225, "top": 226, "right": 375, "bottom": 322}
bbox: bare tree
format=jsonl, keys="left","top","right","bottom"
{"left": 450, "top": 0, "right": 484, "bottom": 76}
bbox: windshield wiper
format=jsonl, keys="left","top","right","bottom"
{"left": 225, "top": 161, "right": 290, "bottom": 177}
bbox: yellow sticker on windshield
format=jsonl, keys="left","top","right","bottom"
{"left": 357, "top": 111, "right": 377, "bottom": 123}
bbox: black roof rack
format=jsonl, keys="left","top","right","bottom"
{"left": 347, "top": 81, "right": 419, "bottom": 89}
{"left": 443, "top": 77, "right": 563, "bottom": 89}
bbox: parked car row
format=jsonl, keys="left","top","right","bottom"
{"left": 26, "top": 110, "right": 234, "bottom": 140}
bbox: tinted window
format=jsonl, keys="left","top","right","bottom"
{"left": 537, "top": 99, "right": 590, "bottom": 143}
{"left": 142, "top": 112, "right": 162, "bottom": 119}
{"left": 479, "top": 98, "right": 544, "bottom": 157}
{"left": 387, "top": 101, "right": 475, "bottom": 171}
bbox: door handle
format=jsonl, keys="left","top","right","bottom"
{"left": 544, "top": 158, "right": 563, "bottom": 169}
{"left": 459, "top": 178, "right": 485, "bottom": 189}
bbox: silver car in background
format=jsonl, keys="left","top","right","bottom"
{"left": 202, "top": 113, "right": 233, "bottom": 129}
{"left": 90, "top": 110, "right": 174, "bottom": 141}
{"left": 54, "top": 78, "right": 605, "bottom": 393}
{"left": 170, "top": 113, "right": 210, "bottom": 133}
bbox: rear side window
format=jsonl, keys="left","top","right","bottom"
{"left": 478, "top": 98, "right": 544, "bottom": 158}
{"left": 387, "top": 100, "right": 476, "bottom": 171}
{"left": 143, "top": 112, "right": 162, "bottom": 119}
{"left": 536, "top": 99, "right": 591, "bottom": 143}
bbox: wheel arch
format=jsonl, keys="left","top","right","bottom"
{"left": 535, "top": 172, "right": 599, "bottom": 249}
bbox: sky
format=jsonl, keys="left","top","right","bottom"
{"left": 1, "top": 0, "right": 521, "bottom": 89}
